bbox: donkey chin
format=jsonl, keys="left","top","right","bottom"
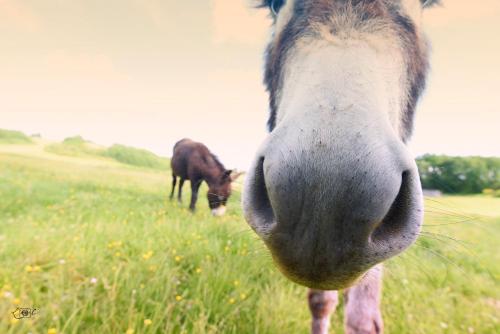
{"left": 242, "top": 112, "right": 424, "bottom": 290}
{"left": 211, "top": 205, "right": 227, "bottom": 217}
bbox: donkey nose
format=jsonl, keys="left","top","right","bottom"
{"left": 242, "top": 126, "right": 423, "bottom": 288}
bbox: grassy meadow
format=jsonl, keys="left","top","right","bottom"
{"left": 0, "top": 136, "right": 499, "bottom": 334}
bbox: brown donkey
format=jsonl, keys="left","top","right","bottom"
{"left": 243, "top": 1, "right": 439, "bottom": 333}
{"left": 170, "top": 139, "right": 241, "bottom": 215}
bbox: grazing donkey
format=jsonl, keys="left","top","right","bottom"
{"left": 243, "top": 1, "right": 439, "bottom": 333}
{"left": 170, "top": 139, "right": 241, "bottom": 215}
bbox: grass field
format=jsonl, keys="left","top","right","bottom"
{"left": 0, "top": 140, "right": 499, "bottom": 334}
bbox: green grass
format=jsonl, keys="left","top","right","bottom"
{"left": 0, "top": 129, "right": 32, "bottom": 144}
{"left": 0, "top": 142, "right": 499, "bottom": 334}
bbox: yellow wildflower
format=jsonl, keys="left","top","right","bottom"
{"left": 33, "top": 265, "right": 41, "bottom": 272}
{"left": 144, "top": 319, "right": 152, "bottom": 326}
{"left": 233, "top": 280, "right": 240, "bottom": 287}
{"left": 195, "top": 268, "right": 202, "bottom": 274}
{"left": 48, "top": 328, "right": 57, "bottom": 334}
{"left": 175, "top": 256, "right": 181, "bottom": 262}
{"left": 175, "top": 295, "right": 183, "bottom": 301}
{"left": 25, "top": 265, "right": 33, "bottom": 273}
{"left": 126, "top": 329, "right": 134, "bottom": 334}
{"left": 228, "top": 298, "right": 236, "bottom": 304}
{"left": 142, "top": 251, "right": 153, "bottom": 260}
{"left": 240, "top": 293, "right": 247, "bottom": 300}
{"left": 13, "top": 298, "right": 20, "bottom": 305}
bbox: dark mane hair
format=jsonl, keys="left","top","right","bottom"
{"left": 209, "top": 153, "right": 226, "bottom": 172}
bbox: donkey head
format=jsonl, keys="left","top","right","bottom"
{"left": 208, "top": 170, "right": 243, "bottom": 216}
{"left": 243, "top": 0, "right": 436, "bottom": 289}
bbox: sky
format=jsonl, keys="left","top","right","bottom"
{"left": 1, "top": 0, "right": 499, "bottom": 169}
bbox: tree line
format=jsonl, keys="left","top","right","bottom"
{"left": 416, "top": 155, "right": 500, "bottom": 194}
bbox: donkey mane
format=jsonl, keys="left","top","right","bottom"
{"left": 205, "top": 153, "right": 226, "bottom": 173}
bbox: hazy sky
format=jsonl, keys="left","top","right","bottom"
{"left": 1, "top": 0, "right": 499, "bottom": 169}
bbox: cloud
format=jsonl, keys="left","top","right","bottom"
{"left": 0, "top": 0, "right": 42, "bottom": 32}
{"left": 211, "top": 0, "right": 269, "bottom": 45}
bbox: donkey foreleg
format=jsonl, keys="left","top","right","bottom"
{"left": 308, "top": 289, "right": 339, "bottom": 334}
{"left": 344, "top": 265, "right": 383, "bottom": 334}
{"left": 189, "top": 179, "right": 202, "bottom": 211}
{"left": 170, "top": 175, "right": 177, "bottom": 200}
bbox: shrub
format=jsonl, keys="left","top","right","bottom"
{"left": 45, "top": 136, "right": 104, "bottom": 157}
{"left": 103, "top": 144, "right": 168, "bottom": 169}
{"left": 62, "top": 136, "right": 87, "bottom": 145}
{"left": 0, "top": 129, "right": 33, "bottom": 144}
{"left": 417, "top": 155, "right": 500, "bottom": 194}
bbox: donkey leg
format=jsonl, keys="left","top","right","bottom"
{"left": 308, "top": 289, "right": 339, "bottom": 334}
{"left": 170, "top": 175, "right": 177, "bottom": 200}
{"left": 189, "top": 180, "right": 202, "bottom": 211}
{"left": 344, "top": 265, "right": 383, "bottom": 334}
{"left": 178, "top": 178, "right": 185, "bottom": 203}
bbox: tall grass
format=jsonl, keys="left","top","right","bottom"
{"left": 0, "top": 143, "right": 499, "bottom": 334}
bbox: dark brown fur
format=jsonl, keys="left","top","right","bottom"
{"left": 170, "top": 138, "right": 233, "bottom": 211}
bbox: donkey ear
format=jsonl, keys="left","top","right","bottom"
{"left": 230, "top": 170, "right": 244, "bottom": 182}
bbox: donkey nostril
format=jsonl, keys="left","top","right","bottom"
{"left": 371, "top": 170, "right": 413, "bottom": 243}
{"left": 249, "top": 157, "right": 275, "bottom": 225}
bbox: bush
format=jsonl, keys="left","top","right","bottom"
{"left": 0, "top": 129, "right": 33, "bottom": 144}
{"left": 62, "top": 135, "right": 87, "bottom": 145}
{"left": 45, "top": 136, "right": 168, "bottom": 170}
{"left": 45, "top": 136, "right": 104, "bottom": 157}
{"left": 417, "top": 155, "right": 500, "bottom": 194}
{"left": 103, "top": 144, "right": 168, "bottom": 169}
